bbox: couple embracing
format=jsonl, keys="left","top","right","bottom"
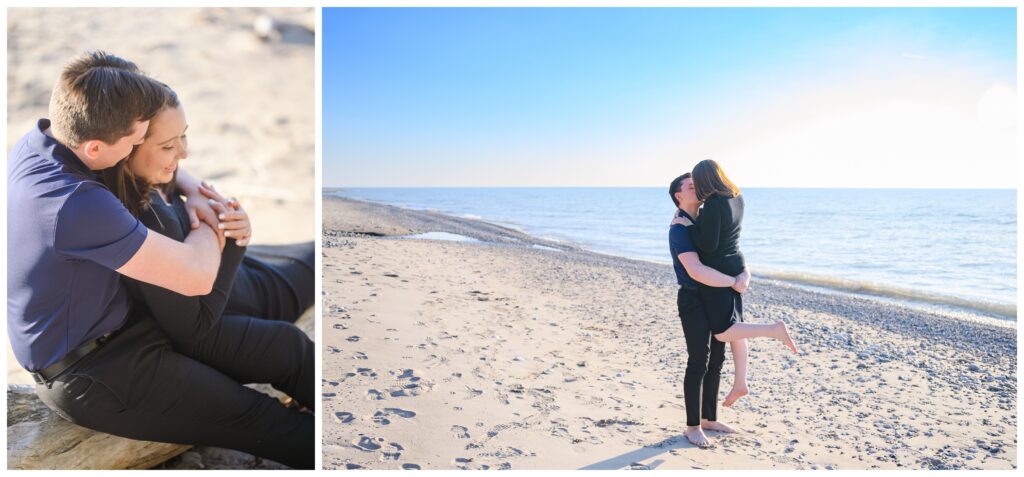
{"left": 8, "top": 52, "right": 314, "bottom": 468}
{"left": 668, "top": 160, "right": 799, "bottom": 448}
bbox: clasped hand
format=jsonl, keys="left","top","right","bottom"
{"left": 184, "top": 181, "right": 253, "bottom": 247}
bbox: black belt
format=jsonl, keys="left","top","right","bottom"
{"left": 30, "top": 330, "right": 118, "bottom": 385}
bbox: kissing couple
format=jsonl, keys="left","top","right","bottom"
{"left": 668, "top": 160, "right": 799, "bottom": 448}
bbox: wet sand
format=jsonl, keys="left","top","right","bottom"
{"left": 322, "top": 195, "right": 1016, "bottom": 470}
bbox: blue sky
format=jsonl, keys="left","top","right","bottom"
{"left": 324, "top": 8, "right": 1016, "bottom": 188}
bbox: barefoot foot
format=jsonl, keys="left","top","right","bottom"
{"left": 722, "top": 385, "right": 748, "bottom": 407}
{"left": 684, "top": 426, "right": 712, "bottom": 448}
{"left": 701, "top": 419, "right": 736, "bottom": 433}
{"left": 775, "top": 321, "right": 799, "bottom": 354}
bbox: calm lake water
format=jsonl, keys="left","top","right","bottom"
{"left": 333, "top": 187, "right": 1016, "bottom": 317}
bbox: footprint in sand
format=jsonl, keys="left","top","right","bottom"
{"left": 324, "top": 372, "right": 353, "bottom": 386}
{"left": 367, "top": 389, "right": 385, "bottom": 400}
{"left": 423, "top": 354, "right": 449, "bottom": 369}
{"left": 384, "top": 408, "right": 416, "bottom": 418}
{"left": 371, "top": 408, "right": 417, "bottom": 426}
{"left": 371, "top": 411, "right": 391, "bottom": 426}
{"left": 333, "top": 323, "right": 349, "bottom": 330}
{"left": 354, "top": 351, "right": 368, "bottom": 360}
{"left": 348, "top": 335, "right": 361, "bottom": 342}
{"left": 354, "top": 436, "right": 383, "bottom": 452}
{"left": 402, "top": 463, "right": 421, "bottom": 470}
{"left": 356, "top": 368, "right": 378, "bottom": 378}
{"left": 451, "top": 425, "right": 470, "bottom": 439}
{"left": 380, "top": 442, "right": 404, "bottom": 461}
{"left": 389, "top": 368, "right": 433, "bottom": 397}
{"left": 333, "top": 411, "right": 354, "bottom": 424}
{"left": 395, "top": 369, "right": 418, "bottom": 381}
{"left": 550, "top": 426, "right": 570, "bottom": 439}
{"left": 478, "top": 447, "right": 528, "bottom": 459}
{"left": 326, "top": 345, "right": 341, "bottom": 354}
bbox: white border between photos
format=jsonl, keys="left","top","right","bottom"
{"left": 1, "top": 4, "right": 8, "bottom": 470}
{"left": 314, "top": 4, "right": 325, "bottom": 472}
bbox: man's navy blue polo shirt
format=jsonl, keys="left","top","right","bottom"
{"left": 7, "top": 119, "right": 148, "bottom": 371}
{"left": 669, "top": 209, "right": 698, "bottom": 287}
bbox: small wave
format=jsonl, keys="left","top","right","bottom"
{"left": 533, "top": 244, "right": 563, "bottom": 252}
{"left": 401, "top": 232, "right": 480, "bottom": 243}
{"left": 761, "top": 270, "right": 1016, "bottom": 318}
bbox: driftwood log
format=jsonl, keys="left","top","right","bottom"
{"left": 7, "top": 384, "right": 189, "bottom": 469}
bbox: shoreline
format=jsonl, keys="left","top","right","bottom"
{"left": 323, "top": 194, "right": 1016, "bottom": 470}
{"left": 325, "top": 194, "right": 1016, "bottom": 322}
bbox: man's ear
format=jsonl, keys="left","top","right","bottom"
{"left": 79, "top": 139, "right": 104, "bottom": 161}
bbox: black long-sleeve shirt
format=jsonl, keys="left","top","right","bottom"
{"left": 122, "top": 192, "right": 246, "bottom": 346}
{"left": 685, "top": 194, "right": 746, "bottom": 276}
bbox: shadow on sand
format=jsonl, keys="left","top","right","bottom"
{"left": 579, "top": 434, "right": 697, "bottom": 470}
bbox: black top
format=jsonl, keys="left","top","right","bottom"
{"left": 121, "top": 191, "right": 246, "bottom": 342}
{"left": 686, "top": 194, "right": 746, "bottom": 276}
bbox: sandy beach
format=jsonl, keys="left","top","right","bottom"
{"left": 6, "top": 8, "right": 314, "bottom": 469}
{"left": 322, "top": 194, "right": 1016, "bottom": 470}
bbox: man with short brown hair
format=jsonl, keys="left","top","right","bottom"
{"left": 48, "top": 51, "right": 167, "bottom": 154}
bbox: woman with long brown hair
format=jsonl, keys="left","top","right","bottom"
{"left": 674, "top": 159, "right": 798, "bottom": 410}
{"left": 100, "top": 85, "right": 314, "bottom": 327}
{"left": 98, "top": 83, "right": 315, "bottom": 468}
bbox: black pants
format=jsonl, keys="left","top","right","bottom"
{"left": 228, "top": 242, "right": 315, "bottom": 324}
{"left": 147, "top": 242, "right": 316, "bottom": 409}
{"left": 678, "top": 286, "right": 726, "bottom": 427}
{"left": 161, "top": 312, "right": 315, "bottom": 411}
{"left": 34, "top": 316, "right": 314, "bottom": 469}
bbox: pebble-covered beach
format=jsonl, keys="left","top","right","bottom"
{"left": 322, "top": 195, "right": 1017, "bottom": 470}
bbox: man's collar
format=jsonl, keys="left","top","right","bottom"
{"left": 677, "top": 208, "right": 695, "bottom": 221}
{"left": 28, "top": 119, "right": 92, "bottom": 176}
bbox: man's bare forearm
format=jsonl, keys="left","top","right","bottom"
{"left": 691, "top": 266, "right": 737, "bottom": 287}
{"left": 117, "top": 224, "right": 223, "bottom": 297}
{"left": 679, "top": 253, "right": 737, "bottom": 287}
